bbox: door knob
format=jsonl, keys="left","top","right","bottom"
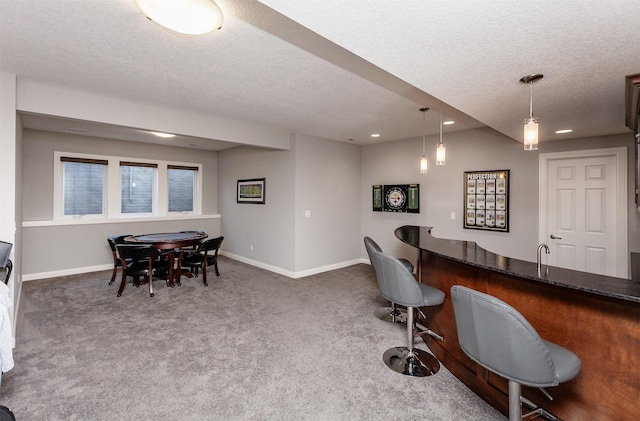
{"left": 550, "top": 234, "right": 562, "bottom": 240}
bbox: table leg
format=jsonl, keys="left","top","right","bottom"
{"left": 174, "top": 250, "right": 183, "bottom": 286}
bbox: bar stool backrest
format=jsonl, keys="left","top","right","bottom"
{"left": 373, "top": 250, "right": 425, "bottom": 308}
{"left": 451, "top": 285, "right": 561, "bottom": 387}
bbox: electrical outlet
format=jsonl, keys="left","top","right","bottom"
{"left": 250, "top": 244, "right": 254, "bottom": 251}
{"left": 450, "top": 212, "right": 456, "bottom": 220}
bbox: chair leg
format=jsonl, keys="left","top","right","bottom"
{"left": 109, "top": 265, "right": 117, "bottom": 285}
{"left": 214, "top": 260, "right": 221, "bottom": 278}
{"left": 374, "top": 302, "right": 407, "bottom": 323}
{"left": 382, "top": 307, "right": 440, "bottom": 377}
{"left": 148, "top": 271, "right": 154, "bottom": 297}
{"left": 508, "top": 380, "right": 522, "bottom": 421}
{"left": 117, "top": 271, "right": 126, "bottom": 297}
{"left": 202, "top": 262, "right": 208, "bottom": 286}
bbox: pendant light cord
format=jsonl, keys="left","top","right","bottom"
{"left": 529, "top": 82, "right": 534, "bottom": 119}
{"left": 439, "top": 101, "right": 443, "bottom": 144}
{"left": 420, "top": 107, "right": 429, "bottom": 155}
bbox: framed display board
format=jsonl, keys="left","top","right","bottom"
{"left": 372, "top": 184, "right": 420, "bottom": 213}
{"left": 463, "top": 170, "right": 509, "bottom": 232}
{"left": 237, "top": 178, "right": 266, "bottom": 204}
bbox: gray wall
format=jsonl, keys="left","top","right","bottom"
{"left": 17, "top": 125, "right": 640, "bottom": 279}
{"left": 360, "top": 128, "right": 639, "bottom": 267}
{"left": 218, "top": 144, "right": 296, "bottom": 272}
{"left": 217, "top": 134, "right": 361, "bottom": 276}
{"left": 21, "top": 129, "right": 221, "bottom": 278}
{"left": 23, "top": 130, "right": 219, "bottom": 220}
{"left": 293, "top": 134, "right": 361, "bottom": 272}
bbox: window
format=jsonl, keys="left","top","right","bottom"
{"left": 168, "top": 165, "right": 198, "bottom": 212}
{"left": 55, "top": 152, "right": 202, "bottom": 220}
{"left": 120, "top": 162, "right": 156, "bottom": 214}
{"left": 61, "top": 157, "right": 107, "bottom": 216}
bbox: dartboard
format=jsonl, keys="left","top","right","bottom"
{"left": 385, "top": 186, "right": 406, "bottom": 211}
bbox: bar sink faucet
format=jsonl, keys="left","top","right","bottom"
{"left": 537, "top": 243, "right": 549, "bottom": 273}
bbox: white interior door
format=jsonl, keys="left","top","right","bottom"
{"left": 540, "top": 148, "right": 628, "bottom": 278}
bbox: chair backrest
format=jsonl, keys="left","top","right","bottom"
{"left": 363, "top": 236, "right": 383, "bottom": 274}
{"left": 0, "top": 241, "right": 12, "bottom": 268}
{"left": 116, "top": 244, "right": 162, "bottom": 261}
{"left": 450, "top": 285, "right": 561, "bottom": 387}
{"left": 364, "top": 236, "right": 382, "bottom": 258}
{"left": 198, "top": 236, "right": 224, "bottom": 254}
{"left": 107, "top": 235, "right": 132, "bottom": 253}
{"left": 371, "top": 250, "right": 425, "bottom": 308}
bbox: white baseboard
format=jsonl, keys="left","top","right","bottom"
{"left": 22, "top": 264, "right": 112, "bottom": 281}
{"left": 220, "top": 251, "right": 364, "bottom": 279}
{"left": 21, "top": 257, "right": 370, "bottom": 282}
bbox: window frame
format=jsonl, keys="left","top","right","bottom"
{"left": 119, "top": 161, "right": 158, "bottom": 216}
{"left": 54, "top": 151, "right": 202, "bottom": 221}
{"left": 167, "top": 165, "right": 199, "bottom": 215}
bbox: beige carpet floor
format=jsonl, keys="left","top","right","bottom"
{"left": 0, "top": 257, "right": 504, "bottom": 420}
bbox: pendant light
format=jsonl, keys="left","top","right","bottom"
{"left": 436, "top": 101, "right": 446, "bottom": 165}
{"left": 520, "top": 74, "right": 543, "bottom": 151}
{"left": 419, "top": 107, "right": 429, "bottom": 173}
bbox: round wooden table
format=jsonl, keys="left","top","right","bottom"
{"left": 124, "top": 231, "right": 208, "bottom": 286}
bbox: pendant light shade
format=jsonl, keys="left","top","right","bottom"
{"left": 135, "top": 0, "right": 223, "bottom": 35}
{"left": 420, "top": 156, "right": 428, "bottom": 173}
{"left": 436, "top": 101, "right": 446, "bottom": 165}
{"left": 523, "top": 117, "right": 539, "bottom": 150}
{"left": 419, "top": 107, "right": 429, "bottom": 173}
{"left": 520, "top": 74, "right": 543, "bottom": 151}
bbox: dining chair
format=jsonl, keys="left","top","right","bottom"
{"left": 115, "top": 244, "right": 171, "bottom": 297}
{"left": 107, "top": 234, "right": 132, "bottom": 286}
{"left": 181, "top": 236, "right": 224, "bottom": 286}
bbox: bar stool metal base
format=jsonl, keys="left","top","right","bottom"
{"left": 382, "top": 347, "right": 440, "bottom": 377}
{"left": 374, "top": 306, "right": 407, "bottom": 323}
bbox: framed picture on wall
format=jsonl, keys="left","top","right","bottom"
{"left": 463, "top": 170, "right": 509, "bottom": 232}
{"left": 372, "top": 184, "right": 420, "bottom": 213}
{"left": 237, "top": 178, "right": 266, "bottom": 204}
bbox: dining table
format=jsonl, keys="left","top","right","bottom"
{"left": 123, "top": 230, "right": 208, "bottom": 286}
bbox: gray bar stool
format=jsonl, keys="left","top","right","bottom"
{"left": 363, "top": 236, "right": 413, "bottom": 323}
{"left": 371, "top": 249, "right": 445, "bottom": 377}
{"left": 450, "top": 285, "right": 582, "bottom": 421}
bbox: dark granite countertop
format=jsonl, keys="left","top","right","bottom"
{"left": 395, "top": 225, "right": 640, "bottom": 304}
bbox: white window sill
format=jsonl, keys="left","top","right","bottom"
{"left": 22, "top": 214, "right": 221, "bottom": 228}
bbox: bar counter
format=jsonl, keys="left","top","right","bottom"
{"left": 395, "top": 225, "right": 639, "bottom": 421}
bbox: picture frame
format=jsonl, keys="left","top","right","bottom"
{"left": 237, "top": 178, "right": 266, "bottom": 204}
{"left": 463, "top": 170, "right": 509, "bottom": 232}
{"left": 372, "top": 184, "right": 420, "bottom": 213}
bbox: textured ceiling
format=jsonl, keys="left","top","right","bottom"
{"left": 1, "top": 0, "right": 638, "bottom": 150}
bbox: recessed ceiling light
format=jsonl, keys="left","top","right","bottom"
{"left": 151, "top": 131, "right": 175, "bottom": 138}
{"left": 555, "top": 129, "right": 573, "bottom": 134}
{"left": 65, "top": 127, "right": 88, "bottom": 133}
{"left": 443, "top": 120, "right": 455, "bottom": 125}
{"left": 371, "top": 133, "right": 380, "bottom": 138}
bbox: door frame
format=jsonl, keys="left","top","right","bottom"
{"left": 539, "top": 147, "right": 628, "bottom": 278}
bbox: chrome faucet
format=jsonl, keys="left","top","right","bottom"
{"left": 537, "top": 243, "right": 549, "bottom": 272}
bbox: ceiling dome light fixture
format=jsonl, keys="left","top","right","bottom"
{"left": 135, "top": 0, "right": 223, "bottom": 35}
{"left": 436, "top": 101, "right": 446, "bottom": 166}
{"left": 520, "top": 73, "right": 543, "bottom": 151}
{"left": 419, "top": 107, "right": 429, "bottom": 174}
